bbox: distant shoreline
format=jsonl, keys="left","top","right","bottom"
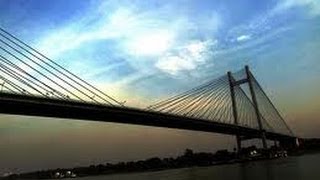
{"left": 2, "top": 138, "right": 320, "bottom": 180}
{"left": 58, "top": 150, "right": 320, "bottom": 179}
{"left": 3, "top": 144, "right": 320, "bottom": 180}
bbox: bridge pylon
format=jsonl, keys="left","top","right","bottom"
{"left": 227, "top": 71, "right": 242, "bottom": 151}
{"left": 228, "top": 66, "right": 268, "bottom": 150}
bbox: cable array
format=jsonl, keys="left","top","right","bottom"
{"left": 147, "top": 75, "right": 231, "bottom": 122}
{"left": 249, "top": 71, "right": 293, "bottom": 135}
{"left": 0, "top": 27, "right": 123, "bottom": 106}
{"left": 147, "top": 68, "right": 293, "bottom": 135}
{"left": 148, "top": 70, "right": 254, "bottom": 129}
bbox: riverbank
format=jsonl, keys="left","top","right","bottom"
{"left": 3, "top": 137, "right": 320, "bottom": 180}
{"left": 2, "top": 145, "right": 309, "bottom": 180}
{"left": 47, "top": 153, "right": 320, "bottom": 180}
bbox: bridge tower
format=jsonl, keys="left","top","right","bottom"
{"left": 228, "top": 66, "right": 267, "bottom": 150}
{"left": 227, "top": 71, "right": 242, "bottom": 151}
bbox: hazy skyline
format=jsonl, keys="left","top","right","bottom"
{"left": 0, "top": 0, "right": 319, "bottom": 174}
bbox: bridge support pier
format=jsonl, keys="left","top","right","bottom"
{"left": 279, "top": 137, "right": 300, "bottom": 150}
{"left": 235, "top": 135, "right": 242, "bottom": 152}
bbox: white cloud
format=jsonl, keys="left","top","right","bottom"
{"left": 156, "top": 56, "right": 195, "bottom": 75}
{"left": 236, "top": 35, "right": 251, "bottom": 42}
{"left": 126, "top": 30, "right": 175, "bottom": 56}
{"left": 274, "top": 0, "right": 320, "bottom": 16}
{"left": 155, "top": 40, "right": 217, "bottom": 75}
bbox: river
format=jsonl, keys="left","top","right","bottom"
{"left": 65, "top": 153, "right": 320, "bottom": 180}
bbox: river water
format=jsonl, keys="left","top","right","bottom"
{"left": 68, "top": 153, "right": 320, "bottom": 180}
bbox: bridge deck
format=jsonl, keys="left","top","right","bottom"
{"left": 0, "top": 93, "right": 294, "bottom": 141}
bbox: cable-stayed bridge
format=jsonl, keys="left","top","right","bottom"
{"left": 0, "top": 27, "right": 297, "bottom": 150}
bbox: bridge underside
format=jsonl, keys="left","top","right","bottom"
{"left": 0, "top": 93, "right": 294, "bottom": 142}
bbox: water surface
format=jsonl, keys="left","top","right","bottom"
{"left": 67, "top": 153, "right": 320, "bottom": 180}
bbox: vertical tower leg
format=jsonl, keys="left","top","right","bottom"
{"left": 245, "top": 66, "right": 267, "bottom": 149}
{"left": 228, "top": 72, "right": 241, "bottom": 152}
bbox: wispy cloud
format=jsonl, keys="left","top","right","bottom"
{"left": 219, "top": 26, "right": 292, "bottom": 56}
{"left": 236, "top": 35, "right": 251, "bottom": 42}
{"left": 274, "top": 0, "right": 320, "bottom": 16}
{"left": 33, "top": 0, "right": 221, "bottom": 88}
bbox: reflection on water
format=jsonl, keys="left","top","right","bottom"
{"left": 71, "top": 153, "right": 320, "bottom": 180}
{"left": 238, "top": 158, "right": 300, "bottom": 180}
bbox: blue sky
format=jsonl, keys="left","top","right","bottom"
{"left": 0, "top": 0, "right": 320, "bottom": 173}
